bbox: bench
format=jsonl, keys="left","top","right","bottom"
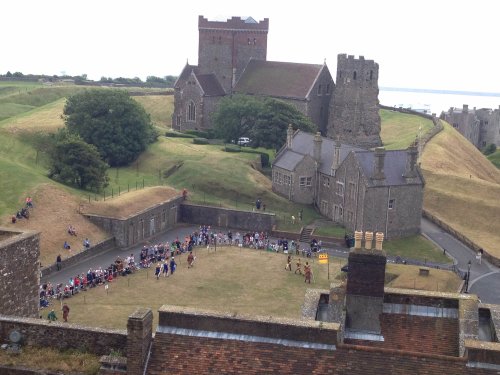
{"left": 419, "top": 267, "right": 430, "bottom": 276}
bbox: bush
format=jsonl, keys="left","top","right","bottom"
{"left": 224, "top": 144, "right": 241, "bottom": 153}
{"left": 260, "top": 153, "right": 270, "bottom": 168}
{"left": 186, "top": 129, "right": 216, "bottom": 139}
{"left": 483, "top": 143, "right": 497, "bottom": 156}
{"left": 193, "top": 137, "right": 209, "bottom": 145}
{"left": 165, "top": 131, "right": 195, "bottom": 138}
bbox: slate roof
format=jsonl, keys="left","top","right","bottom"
{"left": 233, "top": 60, "right": 324, "bottom": 99}
{"left": 174, "top": 64, "right": 199, "bottom": 87}
{"left": 196, "top": 74, "right": 226, "bottom": 96}
{"left": 273, "top": 131, "right": 423, "bottom": 186}
{"left": 273, "top": 130, "right": 363, "bottom": 175}
{"left": 354, "top": 150, "right": 422, "bottom": 186}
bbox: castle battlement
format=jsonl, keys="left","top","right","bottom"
{"left": 198, "top": 16, "right": 269, "bottom": 32}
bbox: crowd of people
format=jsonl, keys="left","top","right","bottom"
{"left": 11, "top": 196, "right": 34, "bottom": 223}
{"left": 40, "top": 225, "right": 322, "bottom": 312}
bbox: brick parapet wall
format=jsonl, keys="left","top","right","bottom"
{"left": 146, "top": 332, "right": 481, "bottom": 374}
{"left": 0, "top": 229, "right": 40, "bottom": 318}
{"left": 40, "top": 237, "right": 116, "bottom": 278}
{"left": 158, "top": 305, "right": 340, "bottom": 346}
{"left": 0, "top": 315, "right": 126, "bottom": 355}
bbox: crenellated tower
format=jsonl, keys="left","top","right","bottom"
{"left": 327, "top": 54, "right": 382, "bottom": 148}
{"left": 198, "top": 16, "right": 269, "bottom": 93}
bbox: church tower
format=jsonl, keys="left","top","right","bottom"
{"left": 198, "top": 16, "right": 269, "bottom": 93}
{"left": 327, "top": 54, "right": 382, "bottom": 148}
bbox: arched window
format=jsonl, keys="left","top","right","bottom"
{"left": 187, "top": 101, "right": 196, "bottom": 122}
{"left": 353, "top": 71, "right": 357, "bottom": 80}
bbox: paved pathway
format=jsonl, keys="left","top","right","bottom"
{"left": 42, "top": 218, "right": 500, "bottom": 304}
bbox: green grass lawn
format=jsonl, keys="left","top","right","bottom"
{"left": 380, "top": 109, "right": 434, "bottom": 150}
{"left": 487, "top": 149, "right": 500, "bottom": 168}
{"left": 313, "top": 225, "right": 346, "bottom": 238}
{"left": 383, "top": 235, "right": 450, "bottom": 264}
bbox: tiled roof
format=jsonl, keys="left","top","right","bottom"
{"left": 233, "top": 60, "right": 324, "bottom": 99}
{"left": 273, "top": 150, "right": 304, "bottom": 171}
{"left": 196, "top": 74, "right": 226, "bottom": 96}
{"left": 174, "top": 64, "right": 198, "bottom": 87}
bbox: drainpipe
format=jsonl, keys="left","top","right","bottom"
{"left": 354, "top": 169, "right": 360, "bottom": 233}
{"left": 385, "top": 186, "right": 391, "bottom": 238}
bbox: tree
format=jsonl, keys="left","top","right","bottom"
{"left": 48, "top": 130, "right": 109, "bottom": 190}
{"left": 212, "top": 95, "right": 317, "bottom": 149}
{"left": 482, "top": 143, "right": 497, "bottom": 156}
{"left": 212, "top": 95, "right": 265, "bottom": 143}
{"left": 251, "top": 98, "right": 316, "bottom": 149}
{"left": 63, "top": 89, "right": 157, "bottom": 167}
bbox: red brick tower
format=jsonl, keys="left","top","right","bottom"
{"left": 198, "top": 16, "right": 269, "bottom": 93}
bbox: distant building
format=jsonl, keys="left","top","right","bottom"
{"left": 272, "top": 128, "right": 423, "bottom": 238}
{"left": 171, "top": 16, "right": 380, "bottom": 146}
{"left": 443, "top": 104, "right": 500, "bottom": 149}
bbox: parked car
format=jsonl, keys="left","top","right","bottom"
{"left": 237, "top": 137, "right": 251, "bottom": 146}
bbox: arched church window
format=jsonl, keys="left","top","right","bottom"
{"left": 353, "top": 71, "right": 357, "bottom": 80}
{"left": 187, "top": 101, "right": 196, "bottom": 122}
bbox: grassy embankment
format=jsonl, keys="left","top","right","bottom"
{"left": 487, "top": 149, "right": 500, "bottom": 168}
{"left": 421, "top": 121, "right": 500, "bottom": 258}
{"left": 380, "top": 109, "right": 434, "bottom": 150}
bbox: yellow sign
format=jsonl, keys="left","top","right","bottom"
{"left": 318, "top": 253, "right": 328, "bottom": 264}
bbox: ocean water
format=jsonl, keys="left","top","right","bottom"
{"left": 379, "top": 89, "right": 500, "bottom": 115}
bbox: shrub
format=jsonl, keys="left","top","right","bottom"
{"left": 483, "top": 143, "right": 497, "bottom": 156}
{"left": 260, "top": 153, "right": 270, "bottom": 168}
{"left": 224, "top": 144, "right": 241, "bottom": 153}
{"left": 165, "top": 131, "right": 195, "bottom": 138}
{"left": 186, "top": 129, "right": 216, "bottom": 139}
{"left": 193, "top": 137, "right": 209, "bottom": 145}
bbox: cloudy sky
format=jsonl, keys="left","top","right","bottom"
{"left": 2, "top": 0, "right": 499, "bottom": 93}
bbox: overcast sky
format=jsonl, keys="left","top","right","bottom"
{"left": 2, "top": 0, "right": 499, "bottom": 93}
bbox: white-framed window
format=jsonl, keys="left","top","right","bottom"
{"left": 323, "top": 176, "right": 330, "bottom": 187}
{"left": 388, "top": 199, "right": 395, "bottom": 209}
{"left": 347, "top": 211, "right": 353, "bottom": 222}
{"left": 300, "top": 176, "right": 312, "bottom": 187}
{"left": 336, "top": 181, "right": 344, "bottom": 196}
{"left": 284, "top": 175, "right": 291, "bottom": 185}
{"left": 187, "top": 101, "right": 196, "bottom": 122}
{"left": 278, "top": 172, "right": 283, "bottom": 185}
{"left": 320, "top": 200, "right": 328, "bottom": 213}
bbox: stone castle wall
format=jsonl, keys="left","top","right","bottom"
{"left": 84, "top": 196, "right": 183, "bottom": 248}
{"left": 180, "top": 203, "right": 275, "bottom": 232}
{"left": 327, "top": 54, "right": 382, "bottom": 148}
{"left": 0, "top": 229, "right": 40, "bottom": 318}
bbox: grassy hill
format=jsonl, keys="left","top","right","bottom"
{"left": 1, "top": 83, "right": 497, "bottom": 261}
{"left": 487, "top": 149, "right": 500, "bottom": 168}
{"left": 421, "top": 122, "right": 500, "bottom": 257}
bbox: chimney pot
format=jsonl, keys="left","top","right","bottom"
{"left": 364, "top": 231, "right": 373, "bottom": 250}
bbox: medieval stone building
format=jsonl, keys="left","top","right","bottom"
{"left": 272, "top": 127, "right": 423, "bottom": 238}
{"left": 443, "top": 104, "right": 500, "bottom": 149}
{"left": 171, "top": 16, "right": 380, "bottom": 143}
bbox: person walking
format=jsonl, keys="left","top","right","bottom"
{"left": 285, "top": 255, "right": 292, "bottom": 271}
{"left": 155, "top": 263, "right": 161, "bottom": 280}
{"left": 56, "top": 254, "right": 62, "bottom": 271}
{"left": 304, "top": 262, "right": 312, "bottom": 284}
{"left": 294, "top": 258, "right": 302, "bottom": 275}
{"left": 170, "top": 257, "right": 177, "bottom": 275}
{"left": 62, "top": 303, "right": 70, "bottom": 322}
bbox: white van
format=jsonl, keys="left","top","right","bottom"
{"left": 237, "top": 137, "right": 251, "bottom": 146}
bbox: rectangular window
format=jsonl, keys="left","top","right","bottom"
{"left": 320, "top": 200, "right": 328, "bottom": 213}
{"left": 278, "top": 172, "right": 283, "bottom": 185}
{"left": 300, "top": 176, "right": 312, "bottom": 187}
{"left": 323, "top": 176, "right": 330, "bottom": 187}
{"left": 348, "top": 182, "right": 356, "bottom": 199}
{"left": 388, "top": 199, "right": 395, "bottom": 209}
{"left": 284, "top": 175, "right": 291, "bottom": 185}
{"left": 336, "top": 182, "right": 344, "bottom": 196}
{"left": 317, "top": 84, "right": 322, "bottom": 95}
{"left": 326, "top": 84, "right": 330, "bottom": 94}
{"left": 347, "top": 211, "right": 353, "bottom": 222}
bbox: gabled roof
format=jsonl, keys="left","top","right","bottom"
{"left": 273, "top": 130, "right": 364, "bottom": 176}
{"left": 174, "top": 63, "right": 199, "bottom": 88}
{"left": 233, "top": 60, "right": 325, "bottom": 100}
{"left": 195, "top": 74, "right": 226, "bottom": 96}
{"left": 354, "top": 150, "right": 423, "bottom": 186}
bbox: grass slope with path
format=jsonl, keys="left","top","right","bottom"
{"left": 421, "top": 122, "right": 500, "bottom": 257}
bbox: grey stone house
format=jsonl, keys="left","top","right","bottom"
{"left": 272, "top": 128, "right": 424, "bottom": 238}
